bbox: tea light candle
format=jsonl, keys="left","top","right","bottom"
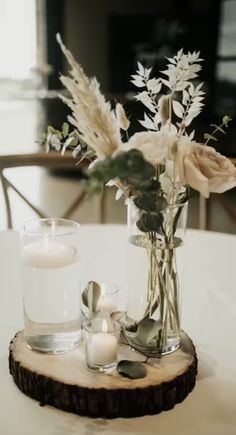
{"left": 21, "top": 240, "right": 78, "bottom": 269}
{"left": 87, "top": 333, "right": 118, "bottom": 366}
{"left": 84, "top": 318, "right": 120, "bottom": 371}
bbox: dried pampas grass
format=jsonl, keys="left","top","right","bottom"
{"left": 158, "top": 95, "right": 170, "bottom": 125}
{"left": 56, "top": 34, "right": 121, "bottom": 159}
{"left": 115, "top": 103, "right": 130, "bottom": 131}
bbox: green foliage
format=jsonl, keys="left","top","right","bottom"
{"left": 137, "top": 211, "right": 164, "bottom": 233}
{"left": 134, "top": 192, "right": 167, "bottom": 212}
{"left": 135, "top": 179, "right": 160, "bottom": 191}
{"left": 42, "top": 123, "right": 83, "bottom": 151}
{"left": 90, "top": 150, "right": 156, "bottom": 186}
{"left": 134, "top": 318, "right": 162, "bottom": 346}
{"left": 223, "top": 115, "right": 232, "bottom": 127}
{"left": 62, "top": 122, "right": 69, "bottom": 138}
{"left": 203, "top": 133, "right": 217, "bottom": 142}
{"left": 47, "top": 126, "right": 63, "bottom": 139}
{"left": 89, "top": 150, "right": 168, "bottom": 233}
{"left": 90, "top": 158, "right": 114, "bottom": 183}
{"left": 204, "top": 115, "right": 232, "bottom": 145}
{"left": 117, "top": 360, "right": 147, "bottom": 379}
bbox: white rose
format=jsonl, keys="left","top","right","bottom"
{"left": 121, "top": 131, "right": 176, "bottom": 165}
{"left": 176, "top": 141, "right": 236, "bottom": 198}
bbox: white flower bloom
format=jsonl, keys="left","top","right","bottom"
{"left": 176, "top": 141, "right": 236, "bottom": 198}
{"left": 123, "top": 131, "right": 177, "bottom": 165}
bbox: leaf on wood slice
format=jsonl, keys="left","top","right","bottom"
{"left": 117, "top": 360, "right": 147, "bottom": 379}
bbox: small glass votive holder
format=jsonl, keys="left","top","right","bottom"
{"left": 83, "top": 317, "right": 120, "bottom": 372}
{"left": 96, "top": 282, "right": 119, "bottom": 313}
{"left": 82, "top": 282, "right": 119, "bottom": 319}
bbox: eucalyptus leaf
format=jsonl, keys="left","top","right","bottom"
{"left": 134, "top": 318, "right": 162, "bottom": 346}
{"left": 47, "top": 125, "right": 55, "bottom": 134}
{"left": 203, "top": 133, "right": 217, "bottom": 142}
{"left": 223, "top": 115, "right": 231, "bottom": 126}
{"left": 62, "top": 122, "right": 69, "bottom": 138}
{"left": 90, "top": 158, "right": 114, "bottom": 183}
{"left": 117, "top": 360, "right": 147, "bottom": 379}
{"left": 210, "top": 124, "right": 226, "bottom": 134}
{"left": 137, "top": 211, "right": 163, "bottom": 233}
{"left": 82, "top": 284, "right": 89, "bottom": 307}
{"left": 135, "top": 179, "right": 154, "bottom": 191}
{"left": 134, "top": 192, "right": 167, "bottom": 213}
{"left": 69, "top": 136, "right": 79, "bottom": 146}
{"left": 81, "top": 281, "right": 101, "bottom": 313}
{"left": 91, "top": 281, "right": 101, "bottom": 312}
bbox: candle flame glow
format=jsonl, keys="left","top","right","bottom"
{"left": 51, "top": 220, "right": 56, "bottom": 236}
{"left": 101, "top": 319, "right": 108, "bottom": 333}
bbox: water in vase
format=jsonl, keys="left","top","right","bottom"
{"left": 21, "top": 240, "right": 81, "bottom": 353}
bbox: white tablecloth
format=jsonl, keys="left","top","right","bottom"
{"left": 0, "top": 226, "right": 236, "bottom": 434}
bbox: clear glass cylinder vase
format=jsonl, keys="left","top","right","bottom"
{"left": 20, "top": 218, "right": 81, "bottom": 354}
{"left": 125, "top": 199, "right": 188, "bottom": 357}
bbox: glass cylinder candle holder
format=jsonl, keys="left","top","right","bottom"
{"left": 83, "top": 317, "right": 120, "bottom": 372}
{"left": 97, "top": 283, "right": 119, "bottom": 313}
{"left": 20, "top": 218, "right": 81, "bottom": 354}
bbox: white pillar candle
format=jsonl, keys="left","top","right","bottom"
{"left": 87, "top": 333, "right": 118, "bottom": 366}
{"left": 21, "top": 240, "right": 78, "bottom": 269}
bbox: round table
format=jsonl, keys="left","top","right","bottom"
{"left": 0, "top": 226, "right": 236, "bottom": 434}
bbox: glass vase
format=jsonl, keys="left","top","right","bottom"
{"left": 125, "top": 199, "right": 188, "bottom": 357}
{"left": 20, "top": 218, "right": 81, "bottom": 353}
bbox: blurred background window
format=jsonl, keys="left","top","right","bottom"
{"left": 215, "top": 0, "right": 236, "bottom": 121}
{"left": 0, "top": 0, "right": 37, "bottom": 95}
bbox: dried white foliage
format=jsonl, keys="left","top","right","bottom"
{"left": 56, "top": 34, "right": 121, "bottom": 159}
{"left": 132, "top": 49, "right": 205, "bottom": 138}
{"left": 135, "top": 91, "right": 156, "bottom": 113}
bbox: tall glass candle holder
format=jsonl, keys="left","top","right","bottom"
{"left": 20, "top": 218, "right": 81, "bottom": 353}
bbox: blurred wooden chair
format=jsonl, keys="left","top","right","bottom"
{"left": 199, "top": 158, "right": 236, "bottom": 230}
{"left": 0, "top": 152, "right": 105, "bottom": 229}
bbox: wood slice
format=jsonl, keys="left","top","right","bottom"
{"left": 9, "top": 331, "right": 197, "bottom": 418}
